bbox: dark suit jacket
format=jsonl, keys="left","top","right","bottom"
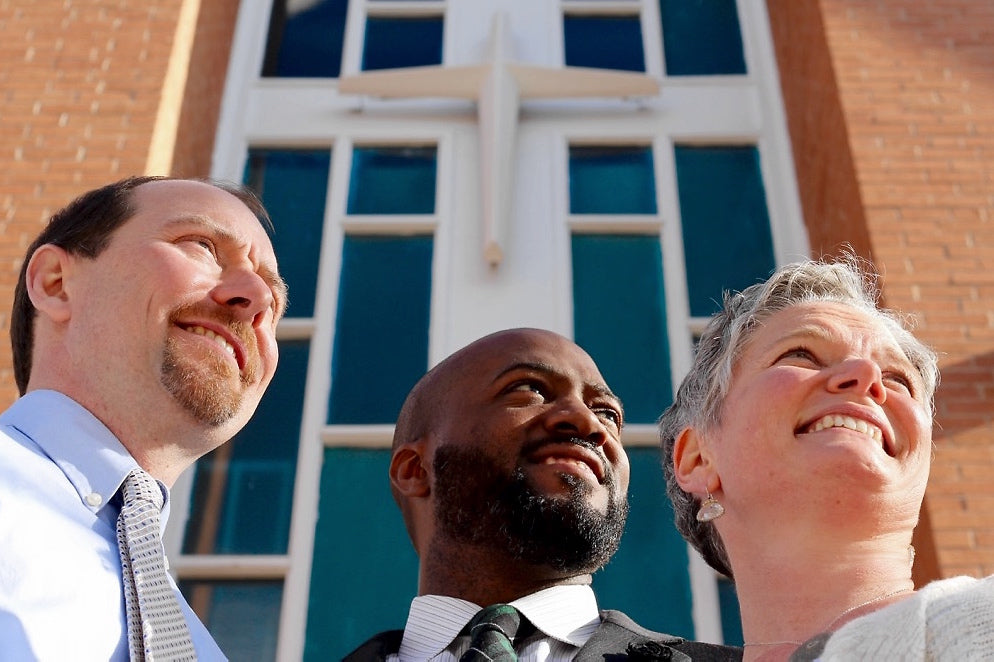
{"left": 343, "top": 609, "right": 742, "bottom": 661}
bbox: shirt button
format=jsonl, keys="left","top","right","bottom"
{"left": 85, "top": 492, "right": 103, "bottom": 507}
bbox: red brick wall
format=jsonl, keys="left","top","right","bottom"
{"left": 0, "top": 0, "right": 238, "bottom": 405}
{"left": 770, "top": 0, "right": 994, "bottom": 578}
{"left": 171, "top": 0, "right": 241, "bottom": 178}
{"left": 3, "top": 0, "right": 988, "bottom": 583}
{"left": 765, "top": 1, "right": 874, "bottom": 262}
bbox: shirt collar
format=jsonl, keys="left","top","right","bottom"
{"left": 511, "top": 584, "right": 601, "bottom": 645}
{"left": 399, "top": 595, "right": 479, "bottom": 659}
{"left": 398, "top": 584, "right": 600, "bottom": 659}
{"left": 1, "top": 390, "right": 167, "bottom": 523}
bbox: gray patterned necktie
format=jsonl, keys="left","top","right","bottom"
{"left": 116, "top": 468, "right": 197, "bottom": 661}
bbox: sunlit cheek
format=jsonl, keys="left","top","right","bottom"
{"left": 909, "top": 396, "right": 933, "bottom": 433}
{"left": 263, "top": 342, "right": 280, "bottom": 379}
{"left": 899, "top": 398, "right": 934, "bottom": 460}
{"left": 915, "top": 426, "right": 934, "bottom": 462}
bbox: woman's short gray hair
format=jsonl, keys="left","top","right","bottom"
{"left": 658, "top": 255, "right": 939, "bottom": 579}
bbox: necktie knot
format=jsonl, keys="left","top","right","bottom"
{"left": 460, "top": 604, "right": 528, "bottom": 662}
{"left": 120, "top": 468, "right": 164, "bottom": 511}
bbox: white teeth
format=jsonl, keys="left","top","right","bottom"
{"left": 810, "top": 414, "right": 883, "bottom": 443}
{"left": 190, "top": 326, "right": 236, "bottom": 357}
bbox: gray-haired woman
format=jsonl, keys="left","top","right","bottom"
{"left": 659, "top": 256, "right": 993, "bottom": 661}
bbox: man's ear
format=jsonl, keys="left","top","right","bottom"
{"left": 24, "top": 244, "right": 73, "bottom": 324}
{"left": 389, "top": 440, "right": 430, "bottom": 499}
{"left": 673, "top": 426, "right": 718, "bottom": 494}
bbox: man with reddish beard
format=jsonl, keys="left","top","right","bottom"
{"left": 346, "top": 328, "right": 740, "bottom": 661}
{"left": 0, "top": 176, "right": 287, "bottom": 660}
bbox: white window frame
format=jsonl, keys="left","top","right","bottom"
{"left": 165, "top": 0, "right": 808, "bottom": 658}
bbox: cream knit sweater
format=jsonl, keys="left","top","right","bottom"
{"left": 816, "top": 575, "right": 994, "bottom": 661}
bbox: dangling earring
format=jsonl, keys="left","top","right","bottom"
{"left": 696, "top": 491, "right": 725, "bottom": 522}
{"left": 908, "top": 544, "right": 916, "bottom": 569}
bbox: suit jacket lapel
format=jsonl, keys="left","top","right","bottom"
{"left": 574, "top": 610, "right": 691, "bottom": 662}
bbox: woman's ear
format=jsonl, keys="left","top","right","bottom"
{"left": 389, "top": 440, "right": 430, "bottom": 499}
{"left": 673, "top": 426, "right": 718, "bottom": 494}
{"left": 24, "top": 244, "right": 73, "bottom": 324}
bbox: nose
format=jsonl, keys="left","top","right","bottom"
{"left": 213, "top": 266, "right": 275, "bottom": 327}
{"left": 544, "top": 395, "right": 607, "bottom": 446}
{"left": 828, "top": 358, "right": 886, "bottom": 403}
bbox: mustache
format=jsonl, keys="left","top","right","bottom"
{"left": 521, "top": 435, "right": 602, "bottom": 455}
{"left": 520, "top": 435, "right": 613, "bottom": 483}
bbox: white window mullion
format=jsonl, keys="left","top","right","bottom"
{"left": 275, "top": 138, "right": 348, "bottom": 662}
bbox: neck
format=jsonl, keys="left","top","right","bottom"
{"left": 419, "top": 540, "right": 591, "bottom": 606}
{"left": 730, "top": 533, "right": 914, "bottom": 662}
{"left": 126, "top": 441, "right": 204, "bottom": 487}
{"left": 29, "top": 366, "right": 230, "bottom": 487}
{"left": 91, "top": 404, "right": 211, "bottom": 487}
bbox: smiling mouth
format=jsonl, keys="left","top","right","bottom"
{"left": 180, "top": 324, "right": 242, "bottom": 371}
{"left": 802, "top": 414, "right": 890, "bottom": 455}
{"left": 527, "top": 443, "right": 606, "bottom": 483}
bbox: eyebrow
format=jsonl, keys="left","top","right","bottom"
{"left": 774, "top": 325, "right": 832, "bottom": 345}
{"left": 492, "top": 361, "right": 624, "bottom": 409}
{"left": 166, "top": 216, "right": 290, "bottom": 319}
{"left": 773, "top": 325, "right": 915, "bottom": 368}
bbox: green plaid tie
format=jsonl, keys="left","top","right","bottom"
{"left": 460, "top": 604, "right": 523, "bottom": 662}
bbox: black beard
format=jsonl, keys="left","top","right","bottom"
{"left": 432, "top": 444, "right": 629, "bottom": 574}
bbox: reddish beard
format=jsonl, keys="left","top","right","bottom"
{"left": 159, "top": 303, "right": 260, "bottom": 426}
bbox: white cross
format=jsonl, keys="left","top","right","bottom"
{"left": 338, "top": 12, "right": 660, "bottom": 267}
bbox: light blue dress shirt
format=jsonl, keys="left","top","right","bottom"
{"left": 0, "top": 390, "right": 226, "bottom": 661}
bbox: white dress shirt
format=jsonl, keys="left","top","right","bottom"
{"left": 392, "top": 584, "right": 603, "bottom": 661}
{"left": 0, "top": 390, "right": 226, "bottom": 661}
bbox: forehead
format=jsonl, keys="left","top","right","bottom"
{"left": 127, "top": 180, "right": 274, "bottom": 252}
{"left": 457, "top": 331, "right": 606, "bottom": 385}
{"left": 748, "top": 301, "right": 907, "bottom": 357}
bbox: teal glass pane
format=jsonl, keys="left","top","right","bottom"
{"left": 262, "top": 0, "right": 348, "bottom": 77}
{"left": 244, "top": 148, "right": 330, "bottom": 318}
{"left": 675, "top": 145, "right": 775, "bottom": 317}
{"left": 593, "top": 448, "right": 694, "bottom": 637}
{"left": 718, "top": 576, "right": 744, "bottom": 645}
{"left": 569, "top": 146, "right": 657, "bottom": 214}
{"left": 182, "top": 340, "right": 310, "bottom": 554}
{"left": 572, "top": 235, "right": 671, "bottom": 424}
{"left": 362, "top": 16, "right": 444, "bottom": 71}
{"left": 328, "top": 236, "right": 432, "bottom": 424}
{"left": 660, "top": 0, "right": 746, "bottom": 76}
{"left": 564, "top": 15, "right": 645, "bottom": 72}
{"left": 178, "top": 580, "right": 282, "bottom": 661}
{"left": 304, "top": 448, "right": 420, "bottom": 659}
{"left": 348, "top": 146, "right": 437, "bottom": 215}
